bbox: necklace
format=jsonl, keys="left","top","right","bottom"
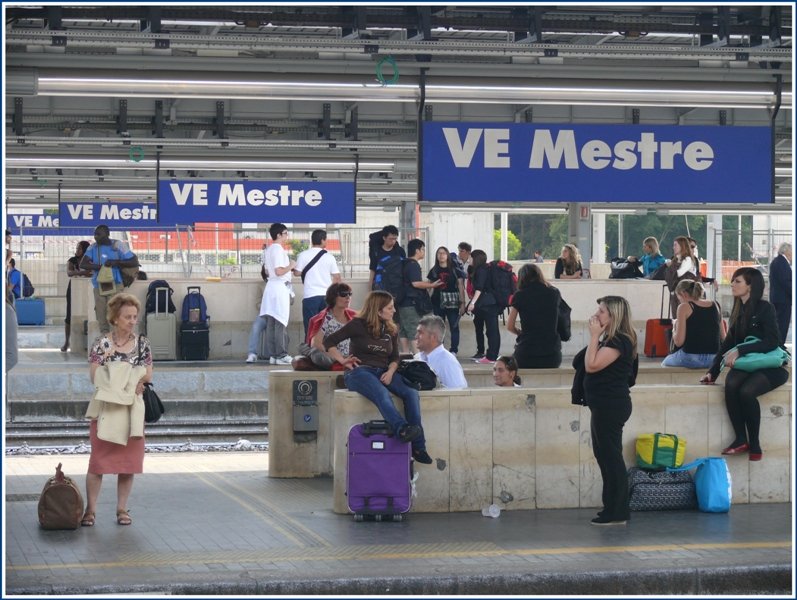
{"left": 112, "top": 332, "right": 132, "bottom": 347}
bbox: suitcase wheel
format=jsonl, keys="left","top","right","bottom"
{"left": 391, "top": 514, "right": 403, "bottom": 522}
{"left": 353, "top": 514, "right": 364, "bottom": 522}
{"left": 374, "top": 514, "right": 383, "bottom": 522}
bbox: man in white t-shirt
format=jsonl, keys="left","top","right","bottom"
{"left": 292, "top": 229, "right": 341, "bottom": 339}
{"left": 414, "top": 315, "right": 467, "bottom": 389}
{"left": 246, "top": 223, "right": 295, "bottom": 365}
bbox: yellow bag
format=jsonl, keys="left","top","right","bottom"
{"left": 96, "top": 266, "right": 119, "bottom": 297}
{"left": 636, "top": 433, "right": 686, "bottom": 470}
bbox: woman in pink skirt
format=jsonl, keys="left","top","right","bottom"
{"left": 82, "top": 293, "right": 152, "bottom": 526}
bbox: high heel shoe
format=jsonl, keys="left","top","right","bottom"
{"left": 721, "top": 442, "right": 749, "bottom": 455}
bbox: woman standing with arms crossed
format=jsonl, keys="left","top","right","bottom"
{"left": 507, "top": 263, "right": 563, "bottom": 368}
{"left": 554, "top": 244, "right": 583, "bottom": 280}
{"left": 700, "top": 268, "right": 789, "bottom": 461}
{"left": 61, "top": 240, "right": 92, "bottom": 352}
{"left": 584, "top": 296, "right": 637, "bottom": 526}
{"left": 83, "top": 293, "right": 152, "bottom": 526}
{"left": 466, "top": 249, "right": 501, "bottom": 364}
{"left": 324, "top": 290, "right": 433, "bottom": 464}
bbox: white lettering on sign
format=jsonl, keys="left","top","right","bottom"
{"left": 528, "top": 130, "right": 715, "bottom": 170}
{"left": 68, "top": 204, "right": 93, "bottom": 220}
{"left": 12, "top": 215, "right": 59, "bottom": 228}
{"left": 100, "top": 204, "right": 157, "bottom": 221}
{"left": 218, "top": 184, "right": 324, "bottom": 207}
{"left": 170, "top": 183, "right": 207, "bottom": 206}
{"left": 443, "top": 127, "right": 511, "bottom": 168}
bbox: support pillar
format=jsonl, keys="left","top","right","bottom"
{"left": 500, "top": 212, "right": 508, "bottom": 261}
{"left": 592, "top": 213, "right": 606, "bottom": 264}
{"left": 568, "top": 203, "right": 592, "bottom": 272}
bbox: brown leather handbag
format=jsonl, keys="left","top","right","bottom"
{"left": 38, "top": 463, "right": 84, "bottom": 530}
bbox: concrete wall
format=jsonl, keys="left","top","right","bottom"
{"left": 330, "top": 384, "right": 792, "bottom": 514}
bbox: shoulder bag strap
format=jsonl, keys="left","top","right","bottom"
{"left": 137, "top": 334, "right": 144, "bottom": 364}
{"left": 301, "top": 249, "right": 327, "bottom": 283}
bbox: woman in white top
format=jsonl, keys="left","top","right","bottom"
{"left": 493, "top": 355, "right": 521, "bottom": 387}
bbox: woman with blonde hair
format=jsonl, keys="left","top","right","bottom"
{"left": 638, "top": 236, "right": 666, "bottom": 278}
{"left": 554, "top": 244, "right": 583, "bottom": 279}
{"left": 83, "top": 292, "right": 152, "bottom": 527}
{"left": 662, "top": 280, "right": 723, "bottom": 369}
{"left": 583, "top": 295, "right": 637, "bottom": 526}
{"left": 324, "top": 290, "right": 432, "bottom": 464}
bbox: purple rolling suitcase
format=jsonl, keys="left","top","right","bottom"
{"left": 347, "top": 420, "right": 412, "bottom": 521}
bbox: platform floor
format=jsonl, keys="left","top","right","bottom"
{"left": 4, "top": 452, "right": 793, "bottom": 596}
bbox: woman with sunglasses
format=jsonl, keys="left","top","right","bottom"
{"left": 324, "top": 290, "right": 433, "bottom": 464}
{"left": 296, "top": 282, "right": 357, "bottom": 370}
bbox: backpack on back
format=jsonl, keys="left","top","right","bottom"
{"left": 181, "top": 286, "right": 209, "bottom": 324}
{"left": 368, "top": 230, "right": 385, "bottom": 267}
{"left": 21, "top": 273, "right": 35, "bottom": 297}
{"left": 487, "top": 260, "right": 517, "bottom": 309}
{"left": 373, "top": 254, "right": 407, "bottom": 303}
{"left": 145, "top": 280, "right": 176, "bottom": 314}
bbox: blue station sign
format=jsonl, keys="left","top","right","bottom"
{"left": 422, "top": 123, "right": 773, "bottom": 203}
{"left": 59, "top": 202, "right": 159, "bottom": 228}
{"left": 157, "top": 180, "right": 356, "bottom": 225}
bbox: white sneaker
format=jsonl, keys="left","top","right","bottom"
{"left": 245, "top": 353, "right": 257, "bottom": 364}
{"left": 269, "top": 357, "right": 277, "bottom": 365}
{"left": 274, "top": 355, "right": 293, "bottom": 366}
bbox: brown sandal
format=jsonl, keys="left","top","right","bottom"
{"left": 116, "top": 509, "right": 132, "bottom": 526}
{"left": 80, "top": 511, "right": 96, "bottom": 527}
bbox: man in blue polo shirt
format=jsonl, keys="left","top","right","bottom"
{"left": 79, "top": 224, "right": 139, "bottom": 333}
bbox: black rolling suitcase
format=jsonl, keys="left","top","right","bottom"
{"left": 180, "top": 286, "right": 210, "bottom": 360}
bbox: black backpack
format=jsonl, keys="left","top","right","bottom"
{"left": 21, "top": 273, "right": 35, "bottom": 297}
{"left": 368, "top": 230, "right": 385, "bottom": 267}
{"left": 398, "top": 360, "right": 438, "bottom": 391}
{"left": 145, "top": 280, "right": 176, "bottom": 314}
{"left": 609, "top": 257, "right": 644, "bottom": 279}
{"left": 373, "top": 254, "right": 407, "bottom": 302}
{"left": 487, "top": 260, "right": 517, "bottom": 309}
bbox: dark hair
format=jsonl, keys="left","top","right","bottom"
{"left": 433, "top": 246, "right": 450, "bottom": 268}
{"left": 77, "top": 240, "right": 91, "bottom": 255}
{"left": 470, "top": 249, "right": 487, "bottom": 270}
{"left": 94, "top": 224, "right": 110, "bottom": 236}
{"left": 269, "top": 223, "right": 287, "bottom": 240}
{"left": 729, "top": 267, "right": 766, "bottom": 334}
{"left": 496, "top": 355, "right": 522, "bottom": 386}
{"left": 517, "top": 263, "right": 548, "bottom": 289}
{"left": 458, "top": 242, "right": 472, "bottom": 253}
{"left": 325, "top": 281, "right": 352, "bottom": 308}
{"left": 382, "top": 225, "right": 399, "bottom": 238}
{"left": 9, "top": 258, "right": 16, "bottom": 267}
{"left": 311, "top": 229, "right": 327, "bottom": 246}
{"left": 407, "top": 238, "right": 425, "bottom": 257}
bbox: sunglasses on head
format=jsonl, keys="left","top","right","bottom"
{"left": 338, "top": 291, "right": 353, "bottom": 298}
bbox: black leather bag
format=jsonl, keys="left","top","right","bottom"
{"left": 142, "top": 384, "right": 165, "bottom": 423}
{"left": 398, "top": 360, "right": 438, "bottom": 391}
{"left": 609, "top": 258, "right": 643, "bottom": 279}
{"left": 557, "top": 297, "right": 572, "bottom": 342}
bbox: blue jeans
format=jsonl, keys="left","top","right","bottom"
{"left": 302, "top": 295, "right": 327, "bottom": 340}
{"left": 344, "top": 366, "right": 426, "bottom": 451}
{"left": 247, "top": 315, "right": 288, "bottom": 358}
{"left": 434, "top": 306, "right": 461, "bottom": 353}
{"left": 661, "top": 349, "right": 714, "bottom": 369}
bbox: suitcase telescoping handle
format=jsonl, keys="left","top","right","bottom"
{"left": 155, "top": 287, "right": 169, "bottom": 314}
{"left": 660, "top": 283, "right": 671, "bottom": 321}
{"left": 187, "top": 285, "right": 201, "bottom": 294}
{"left": 362, "top": 420, "right": 393, "bottom": 436}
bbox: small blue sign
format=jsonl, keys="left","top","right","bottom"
{"left": 157, "top": 180, "right": 356, "bottom": 225}
{"left": 422, "top": 122, "right": 773, "bottom": 203}
{"left": 59, "top": 202, "right": 159, "bottom": 228}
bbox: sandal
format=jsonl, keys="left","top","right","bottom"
{"left": 116, "top": 509, "right": 132, "bottom": 526}
{"left": 80, "top": 511, "right": 96, "bottom": 527}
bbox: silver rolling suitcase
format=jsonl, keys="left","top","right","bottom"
{"left": 146, "top": 287, "right": 177, "bottom": 360}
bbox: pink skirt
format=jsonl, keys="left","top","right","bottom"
{"left": 87, "top": 419, "right": 145, "bottom": 474}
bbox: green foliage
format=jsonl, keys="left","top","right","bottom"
{"left": 218, "top": 256, "right": 237, "bottom": 266}
{"left": 287, "top": 239, "right": 309, "bottom": 256}
{"left": 493, "top": 229, "right": 522, "bottom": 260}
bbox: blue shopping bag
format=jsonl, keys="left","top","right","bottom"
{"left": 667, "top": 457, "right": 732, "bottom": 513}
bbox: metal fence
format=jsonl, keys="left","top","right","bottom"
{"left": 8, "top": 225, "right": 430, "bottom": 298}
{"left": 708, "top": 228, "right": 792, "bottom": 284}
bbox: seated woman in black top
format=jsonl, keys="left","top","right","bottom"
{"left": 507, "top": 263, "right": 563, "bottom": 368}
{"left": 662, "top": 279, "right": 723, "bottom": 369}
{"left": 700, "top": 267, "right": 789, "bottom": 462}
{"left": 554, "top": 244, "right": 583, "bottom": 280}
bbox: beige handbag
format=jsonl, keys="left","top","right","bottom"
{"left": 96, "top": 266, "right": 119, "bottom": 296}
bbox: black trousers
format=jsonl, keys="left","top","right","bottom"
{"left": 773, "top": 302, "right": 791, "bottom": 345}
{"left": 590, "top": 403, "right": 632, "bottom": 521}
{"left": 724, "top": 367, "right": 789, "bottom": 452}
{"left": 475, "top": 305, "right": 501, "bottom": 361}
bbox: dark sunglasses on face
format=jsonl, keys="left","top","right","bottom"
{"left": 338, "top": 291, "right": 353, "bottom": 298}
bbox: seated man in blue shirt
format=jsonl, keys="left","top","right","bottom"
{"left": 414, "top": 315, "right": 467, "bottom": 389}
{"left": 79, "top": 224, "right": 139, "bottom": 334}
{"left": 7, "top": 258, "right": 22, "bottom": 299}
